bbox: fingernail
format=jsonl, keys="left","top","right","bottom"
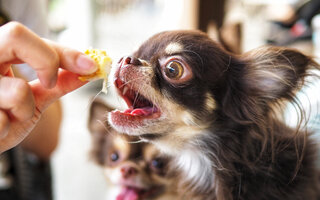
{"left": 77, "top": 54, "right": 98, "bottom": 74}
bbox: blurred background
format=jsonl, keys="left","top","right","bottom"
{"left": 1, "top": 0, "right": 320, "bottom": 199}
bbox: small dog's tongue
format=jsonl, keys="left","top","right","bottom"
{"left": 116, "top": 187, "right": 140, "bottom": 200}
{"left": 123, "top": 107, "right": 157, "bottom": 116}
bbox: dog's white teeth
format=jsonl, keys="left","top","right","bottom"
{"left": 123, "top": 86, "right": 129, "bottom": 95}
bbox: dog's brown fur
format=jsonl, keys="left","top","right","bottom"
{"left": 107, "top": 30, "right": 320, "bottom": 199}
{"left": 88, "top": 100, "right": 179, "bottom": 200}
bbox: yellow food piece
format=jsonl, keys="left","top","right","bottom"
{"left": 78, "top": 49, "right": 112, "bottom": 81}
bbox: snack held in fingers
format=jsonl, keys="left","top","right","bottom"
{"left": 79, "top": 49, "right": 112, "bottom": 93}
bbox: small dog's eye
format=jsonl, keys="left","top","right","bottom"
{"left": 110, "top": 152, "right": 119, "bottom": 162}
{"left": 164, "top": 61, "right": 184, "bottom": 80}
{"left": 150, "top": 158, "right": 165, "bottom": 170}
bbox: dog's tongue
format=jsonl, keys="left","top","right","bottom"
{"left": 123, "top": 107, "right": 157, "bottom": 116}
{"left": 116, "top": 187, "right": 140, "bottom": 200}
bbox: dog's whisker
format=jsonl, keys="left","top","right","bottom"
{"left": 85, "top": 90, "right": 104, "bottom": 112}
{"left": 120, "top": 77, "right": 146, "bottom": 88}
{"left": 127, "top": 139, "right": 145, "bottom": 144}
{"left": 97, "top": 120, "right": 113, "bottom": 135}
{"left": 179, "top": 49, "right": 204, "bottom": 69}
{"left": 132, "top": 81, "right": 145, "bottom": 107}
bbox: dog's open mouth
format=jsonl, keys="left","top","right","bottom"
{"left": 116, "top": 186, "right": 159, "bottom": 200}
{"left": 110, "top": 78, "right": 161, "bottom": 128}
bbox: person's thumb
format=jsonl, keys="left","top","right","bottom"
{"left": 30, "top": 69, "right": 87, "bottom": 112}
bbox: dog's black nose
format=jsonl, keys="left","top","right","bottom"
{"left": 122, "top": 56, "right": 142, "bottom": 66}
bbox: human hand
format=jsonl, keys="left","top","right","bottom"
{"left": 0, "top": 22, "right": 97, "bottom": 153}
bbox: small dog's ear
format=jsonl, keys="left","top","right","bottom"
{"left": 88, "top": 98, "right": 114, "bottom": 133}
{"left": 243, "top": 46, "right": 318, "bottom": 101}
{"left": 223, "top": 46, "right": 319, "bottom": 124}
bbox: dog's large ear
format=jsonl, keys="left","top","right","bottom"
{"left": 88, "top": 98, "right": 114, "bottom": 133}
{"left": 223, "top": 46, "right": 319, "bottom": 125}
{"left": 88, "top": 99, "right": 115, "bottom": 165}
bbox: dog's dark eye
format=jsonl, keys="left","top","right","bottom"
{"left": 150, "top": 158, "right": 165, "bottom": 171}
{"left": 164, "top": 61, "right": 184, "bottom": 80}
{"left": 110, "top": 152, "right": 119, "bottom": 162}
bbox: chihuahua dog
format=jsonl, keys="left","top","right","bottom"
{"left": 107, "top": 30, "right": 320, "bottom": 199}
{"left": 88, "top": 99, "right": 179, "bottom": 200}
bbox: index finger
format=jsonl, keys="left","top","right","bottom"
{"left": 44, "top": 39, "right": 98, "bottom": 76}
{"left": 0, "top": 22, "right": 59, "bottom": 88}
{"left": 0, "top": 22, "right": 97, "bottom": 89}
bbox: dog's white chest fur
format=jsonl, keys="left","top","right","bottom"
{"left": 176, "top": 147, "right": 215, "bottom": 191}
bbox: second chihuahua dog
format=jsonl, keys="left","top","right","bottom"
{"left": 89, "top": 99, "right": 179, "bottom": 200}
{"left": 107, "top": 30, "right": 320, "bottom": 199}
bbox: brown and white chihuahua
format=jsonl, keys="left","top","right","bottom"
{"left": 107, "top": 30, "right": 320, "bottom": 199}
{"left": 88, "top": 99, "right": 179, "bottom": 200}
